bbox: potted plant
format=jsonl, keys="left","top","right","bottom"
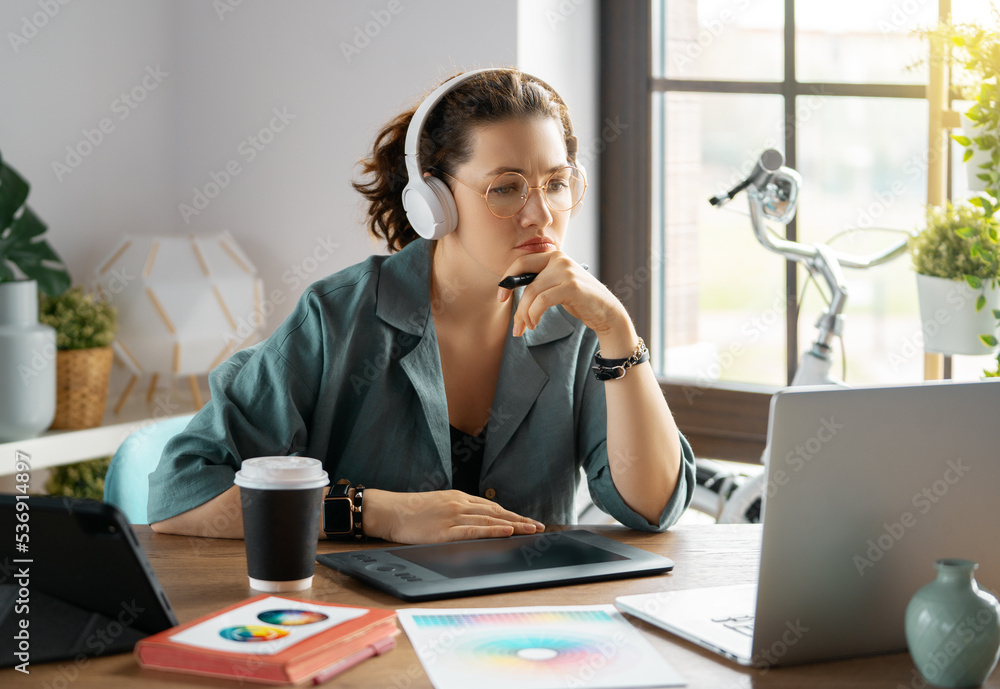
{"left": 982, "top": 321, "right": 1000, "bottom": 377}
{"left": 39, "top": 286, "right": 117, "bottom": 429}
{"left": 45, "top": 456, "right": 111, "bottom": 501}
{"left": 0, "top": 149, "right": 70, "bottom": 440}
{"left": 910, "top": 201, "right": 1000, "bottom": 355}
{"left": 921, "top": 9, "right": 1000, "bottom": 200}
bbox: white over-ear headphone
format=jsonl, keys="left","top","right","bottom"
{"left": 401, "top": 68, "right": 585, "bottom": 240}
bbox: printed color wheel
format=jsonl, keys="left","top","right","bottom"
{"left": 218, "top": 625, "right": 290, "bottom": 642}
{"left": 257, "top": 609, "right": 329, "bottom": 626}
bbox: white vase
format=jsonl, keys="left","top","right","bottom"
{"left": 916, "top": 273, "right": 1000, "bottom": 356}
{"left": 960, "top": 112, "right": 994, "bottom": 195}
{"left": 905, "top": 559, "right": 1000, "bottom": 687}
{"left": 0, "top": 280, "right": 57, "bottom": 440}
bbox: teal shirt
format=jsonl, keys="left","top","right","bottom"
{"left": 146, "top": 239, "right": 696, "bottom": 529}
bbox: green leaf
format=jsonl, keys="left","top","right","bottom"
{"left": 18, "top": 258, "right": 70, "bottom": 296}
{"left": 956, "top": 225, "right": 977, "bottom": 238}
{"left": 977, "top": 294, "right": 987, "bottom": 311}
{"left": 964, "top": 148, "right": 975, "bottom": 163}
{"left": 0, "top": 156, "right": 70, "bottom": 293}
{"left": 8, "top": 205, "right": 47, "bottom": 241}
{"left": 982, "top": 335, "right": 999, "bottom": 347}
{"left": 993, "top": 309, "right": 1000, "bottom": 319}
{"left": 954, "top": 135, "right": 973, "bottom": 146}
{"left": 0, "top": 163, "right": 29, "bottom": 232}
{"left": 966, "top": 274, "right": 983, "bottom": 289}
{"left": 970, "top": 196, "right": 985, "bottom": 208}
{"left": 0, "top": 206, "right": 70, "bottom": 295}
{"left": 9, "top": 241, "right": 62, "bottom": 267}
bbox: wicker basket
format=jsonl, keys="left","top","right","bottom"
{"left": 50, "top": 346, "right": 114, "bottom": 430}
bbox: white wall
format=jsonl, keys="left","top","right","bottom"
{"left": 517, "top": 0, "right": 600, "bottom": 274}
{"left": 1, "top": 0, "right": 598, "bottom": 335}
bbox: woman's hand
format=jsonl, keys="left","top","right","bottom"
{"left": 497, "top": 251, "right": 632, "bottom": 347}
{"left": 362, "top": 488, "right": 545, "bottom": 544}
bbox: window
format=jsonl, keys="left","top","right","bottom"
{"left": 600, "top": 0, "right": 994, "bottom": 461}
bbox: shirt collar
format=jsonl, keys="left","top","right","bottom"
{"left": 376, "top": 239, "right": 433, "bottom": 336}
{"left": 376, "top": 238, "right": 578, "bottom": 345}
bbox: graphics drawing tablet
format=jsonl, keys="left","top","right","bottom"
{"left": 316, "top": 529, "right": 673, "bottom": 602}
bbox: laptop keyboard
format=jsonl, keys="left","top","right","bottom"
{"left": 711, "top": 614, "right": 755, "bottom": 636}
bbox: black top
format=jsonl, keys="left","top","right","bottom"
{"left": 449, "top": 425, "right": 486, "bottom": 495}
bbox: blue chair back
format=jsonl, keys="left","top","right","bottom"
{"left": 104, "top": 414, "right": 195, "bottom": 524}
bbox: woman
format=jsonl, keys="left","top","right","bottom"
{"left": 148, "top": 68, "right": 696, "bottom": 543}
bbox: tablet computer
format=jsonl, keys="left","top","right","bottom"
{"left": 316, "top": 529, "right": 673, "bottom": 602}
{"left": 0, "top": 494, "right": 178, "bottom": 667}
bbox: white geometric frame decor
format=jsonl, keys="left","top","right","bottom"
{"left": 94, "top": 231, "right": 263, "bottom": 412}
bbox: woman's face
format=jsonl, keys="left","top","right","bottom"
{"left": 442, "top": 116, "right": 573, "bottom": 279}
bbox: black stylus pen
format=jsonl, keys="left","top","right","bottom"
{"left": 498, "top": 264, "right": 589, "bottom": 289}
{"left": 498, "top": 273, "right": 537, "bottom": 289}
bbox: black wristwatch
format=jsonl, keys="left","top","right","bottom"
{"left": 322, "top": 479, "right": 355, "bottom": 538}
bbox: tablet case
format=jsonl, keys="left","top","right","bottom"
{"left": 0, "top": 495, "right": 178, "bottom": 666}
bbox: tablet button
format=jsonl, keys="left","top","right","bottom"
{"left": 366, "top": 563, "right": 405, "bottom": 572}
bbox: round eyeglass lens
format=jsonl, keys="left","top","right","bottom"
{"left": 545, "top": 167, "right": 586, "bottom": 211}
{"left": 485, "top": 167, "right": 586, "bottom": 218}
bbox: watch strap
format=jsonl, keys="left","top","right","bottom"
{"left": 327, "top": 479, "right": 351, "bottom": 499}
{"left": 351, "top": 485, "right": 365, "bottom": 540}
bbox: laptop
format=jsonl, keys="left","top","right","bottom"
{"left": 616, "top": 380, "right": 1000, "bottom": 667}
{"left": 0, "top": 494, "right": 178, "bottom": 666}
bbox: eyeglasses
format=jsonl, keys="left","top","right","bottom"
{"left": 433, "top": 166, "right": 587, "bottom": 219}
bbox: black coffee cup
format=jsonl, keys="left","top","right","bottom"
{"left": 234, "top": 457, "right": 329, "bottom": 592}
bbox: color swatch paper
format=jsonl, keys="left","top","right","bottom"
{"left": 398, "top": 605, "right": 685, "bottom": 689}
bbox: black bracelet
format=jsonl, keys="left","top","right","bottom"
{"left": 592, "top": 337, "right": 649, "bottom": 381}
{"left": 351, "top": 485, "right": 365, "bottom": 540}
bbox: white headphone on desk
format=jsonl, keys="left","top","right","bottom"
{"left": 401, "top": 68, "right": 585, "bottom": 240}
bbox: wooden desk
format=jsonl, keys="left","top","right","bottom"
{"left": 3, "top": 524, "right": 979, "bottom": 688}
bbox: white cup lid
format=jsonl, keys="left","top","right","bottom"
{"left": 234, "top": 456, "right": 330, "bottom": 491}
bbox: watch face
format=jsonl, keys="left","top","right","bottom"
{"left": 323, "top": 497, "right": 353, "bottom": 535}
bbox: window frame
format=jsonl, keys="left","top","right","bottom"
{"left": 599, "top": 0, "right": 930, "bottom": 462}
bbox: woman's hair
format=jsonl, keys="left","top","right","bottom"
{"left": 352, "top": 68, "right": 578, "bottom": 253}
